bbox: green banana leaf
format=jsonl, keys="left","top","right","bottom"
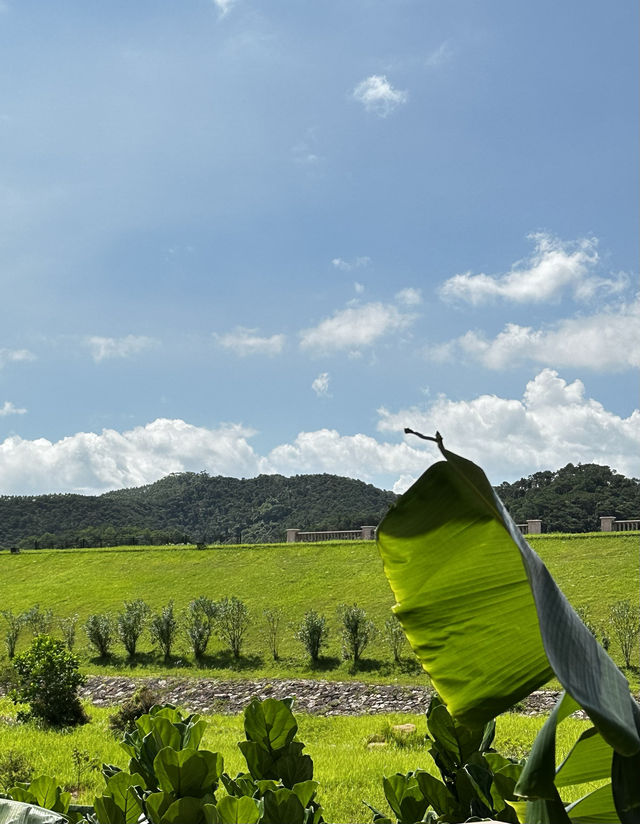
{"left": 377, "top": 437, "right": 640, "bottom": 820}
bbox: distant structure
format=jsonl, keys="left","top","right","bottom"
{"left": 600, "top": 516, "right": 640, "bottom": 532}
{"left": 286, "top": 526, "right": 377, "bottom": 543}
{"left": 516, "top": 520, "right": 542, "bottom": 535}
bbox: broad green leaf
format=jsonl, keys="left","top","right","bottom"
{"left": 565, "top": 783, "right": 618, "bottom": 823}
{"left": 158, "top": 796, "right": 207, "bottom": 824}
{"left": 154, "top": 747, "right": 223, "bottom": 798}
{"left": 23, "top": 777, "right": 68, "bottom": 814}
{"left": 243, "top": 698, "right": 298, "bottom": 753}
{"left": 377, "top": 444, "right": 640, "bottom": 758}
{"left": 144, "top": 791, "right": 173, "bottom": 824}
{"left": 151, "top": 717, "right": 183, "bottom": 751}
{"left": 94, "top": 795, "right": 125, "bottom": 824}
{"left": 555, "top": 729, "right": 613, "bottom": 787}
{"left": 260, "top": 788, "right": 306, "bottom": 824}
{"left": 382, "top": 773, "right": 430, "bottom": 823}
{"left": 291, "top": 779, "right": 318, "bottom": 808}
{"left": 413, "top": 769, "right": 457, "bottom": 816}
{"left": 611, "top": 747, "right": 640, "bottom": 824}
{"left": 0, "top": 799, "right": 66, "bottom": 824}
{"left": 214, "top": 795, "right": 261, "bottom": 824}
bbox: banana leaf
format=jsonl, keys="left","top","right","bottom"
{"left": 377, "top": 435, "right": 640, "bottom": 820}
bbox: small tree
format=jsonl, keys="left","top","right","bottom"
{"left": 263, "top": 607, "right": 283, "bottom": 661}
{"left": 117, "top": 599, "right": 150, "bottom": 658}
{"left": 150, "top": 601, "right": 178, "bottom": 661}
{"left": 1, "top": 610, "right": 25, "bottom": 659}
{"left": 10, "top": 635, "right": 87, "bottom": 726}
{"left": 85, "top": 613, "right": 114, "bottom": 658}
{"left": 610, "top": 599, "right": 640, "bottom": 668}
{"left": 184, "top": 596, "right": 218, "bottom": 661}
{"left": 23, "top": 605, "right": 53, "bottom": 637}
{"left": 58, "top": 614, "right": 79, "bottom": 651}
{"left": 384, "top": 615, "right": 406, "bottom": 663}
{"left": 295, "top": 610, "right": 328, "bottom": 663}
{"left": 216, "top": 596, "right": 249, "bottom": 659}
{"left": 339, "top": 603, "right": 376, "bottom": 663}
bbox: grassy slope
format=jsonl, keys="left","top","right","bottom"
{"left": 0, "top": 699, "right": 593, "bottom": 824}
{"left": 0, "top": 534, "right": 637, "bottom": 682}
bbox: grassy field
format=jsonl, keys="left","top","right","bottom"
{"left": 0, "top": 698, "right": 596, "bottom": 824}
{"left": 0, "top": 533, "right": 637, "bottom": 683}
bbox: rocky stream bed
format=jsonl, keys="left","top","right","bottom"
{"left": 79, "top": 675, "right": 579, "bottom": 717}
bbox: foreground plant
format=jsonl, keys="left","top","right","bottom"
{"left": 377, "top": 431, "right": 640, "bottom": 823}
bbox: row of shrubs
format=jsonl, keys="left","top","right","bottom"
{"left": 1, "top": 600, "right": 409, "bottom": 668}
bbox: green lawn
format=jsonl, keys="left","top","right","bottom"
{"left": 0, "top": 533, "right": 637, "bottom": 683}
{"left": 0, "top": 698, "right": 595, "bottom": 824}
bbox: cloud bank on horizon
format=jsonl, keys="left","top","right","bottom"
{"left": 0, "top": 2, "right": 636, "bottom": 500}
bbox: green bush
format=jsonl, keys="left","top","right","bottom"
{"left": 85, "top": 613, "right": 114, "bottom": 658}
{"left": 108, "top": 684, "right": 161, "bottom": 735}
{"left": 609, "top": 599, "right": 640, "bottom": 668}
{"left": 295, "top": 610, "right": 328, "bottom": 663}
{"left": 57, "top": 613, "right": 78, "bottom": 651}
{"left": 263, "top": 607, "right": 283, "bottom": 661}
{"left": 339, "top": 603, "right": 376, "bottom": 663}
{"left": 22, "top": 604, "right": 53, "bottom": 637}
{"left": 116, "top": 599, "right": 149, "bottom": 658}
{"left": 383, "top": 615, "right": 406, "bottom": 663}
{"left": 1, "top": 609, "right": 25, "bottom": 659}
{"left": 10, "top": 635, "right": 87, "bottom": 726}
{"left": 184, "top": 596, "right": 217, "bottom": 661}
{"left": 0, "top": 749, "right": 34, "bottom": 791}
{"left": 216, "top": 596, "right": 249, "bottom": 659}
{"left": 149, "top": 601, "right": 178, "bottom": 661}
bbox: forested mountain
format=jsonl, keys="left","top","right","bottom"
{"left": 0, "top": 462, "right": 637, "bottom": 549}
{"left": 496, "top": 463, "right": 640, "bottom": 532}
{"left": 0, "top": 472, "right": 397, "bottom": 548}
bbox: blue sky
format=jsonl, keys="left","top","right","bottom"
{"left": 0, "top": 0, "right": 638, "bottom": 495}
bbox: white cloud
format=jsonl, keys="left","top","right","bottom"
{"left": 212, "top": 0, "right": 236, "bottom": 17}
{"left": 354, "top": 282, "right": 365, "bottom": 294}
{"left": 331, "top": 256, "right": 371, "bottom": 272}
{"left": 427, "top": 297, "right": 640, "bottom": 371}
{"left": 87, "top": 335, "right": 157, "bottom": 362}
{"left": 439, "top": 233, "right": 627, "bottom": 305}
{"left": 395, "top": 287, "right": 422, "bottom": 306}
{"left": 353, "top": 75, "right": 408, "bottom": 117}
{"left": 215, "top": 327, "right": 285, "bottom": 356}
{"left": 0, "top": 420, "right": 261, "bottom": 495}
{"left": 425, "top": 40, "right": 453, "bottom": 68}
{"left": 311, "top": 372, "right": 330, "bottom": 397}
{"left": 377, "top": 369, "right": 640, "bottom": 482}
{"left": 0, "top": 401, "right": 26, "bottom": 416}
{"left": 299, "top": 301, "right": 415, "bottom": 353}
{"left": 0, "top": 348, "right": 36, "bottom": 368}
{"left": 0, "top": 372, "right": 637, "bottom": 494}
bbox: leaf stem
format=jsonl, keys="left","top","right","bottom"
{"left": 403, "top": 428, "right": 445, "bottom": 456}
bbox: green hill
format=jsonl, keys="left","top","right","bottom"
{"left": 0, "top": 472, "right": 397, "bottom": 548}
{"left": 495, "top": 462, "right": 640, "bottom": 532}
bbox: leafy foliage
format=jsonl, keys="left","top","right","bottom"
{"left": 339, "top": 603, "right": 376, "bottom": 663}
{"left": 184, "top": 596, "right": 218, "bottom": 661}
{"left": 1, "top": 609, "right": 25, "bottom": 659}
{"left": 215, "top": 597, "right": 249, "bottom": 660}
{"left": 609, "top": 600, "right": 640, "bottom": 668}
{"left": 367, "top": 695, "right": 523, "bottom": 824}
{"left": 10, "top": 635, "right": 87, "bottom": 727}
{"left": 85, "top": 614, "right": 115, "bottom": 658}
{"left": 0, "top": 471, "right": 396, "bottom": 548}
{"left": 496, "top": 461, "right": 640, "bottom": 532}
{"left": 377, "top": 434, "right": 640, "bottom": 823}
{"left": 149, "top": 602, "right": 179, "bottom": 662}
{"left": 117, "top": 600, "right": 150, "bottom": 658}
{"left": 295, "top": 611, "right": 328, "bottom": 663}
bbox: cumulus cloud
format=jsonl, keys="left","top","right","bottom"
{"left": 0, "top": 372, "right": 637, "bottom": 494}
{"left": 332, "top": 256, "right": 371, "bottom": 272}
{"left": 353, "top": 75, "right": 408, "bottom": 117}
{"left": 354, "top": 282, "right": 365, "bottom": 294}
{"left": 0, "top": 420, "right": 261, "bottom": 495}
{"left": 427, "top": 297, "right": 640, "bottom": 371}
{"left": 0, "top": 348, "right": 35, "bottom": 368}
{"left": 378, "top": 369, "right": 640, "bottom": 482}
{"left": 395, "top": 287, "right": 422, "bottom": 306}
{"left": 439, "top": 233, "right": 626, "bottom": 305}
{"left": 87, "top": 335, "right": 157, "bottom": 362}
{"left": 299, "top": 301, "right": 415, "bottom": 353}
{"left": 0, "top": 401, "right": 26, "bottom": 416}
{"left": 311, "top": 372, "right": 330, "bottom": 397}
{"left": 215, "top": 327, "right": 285, "bottom": 356}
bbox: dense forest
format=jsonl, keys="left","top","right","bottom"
{"left": 0, "top": 472, "right": 397, "bottom": 548}
{"left": 0, "top": 463, "right": 637, "bottom": 549}
{"left": 496, "top": 462, "right": 640, "bottom": 532}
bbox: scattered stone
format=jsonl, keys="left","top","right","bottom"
{"left": 392, "top": 723, "right": 417, "bottom": 735}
